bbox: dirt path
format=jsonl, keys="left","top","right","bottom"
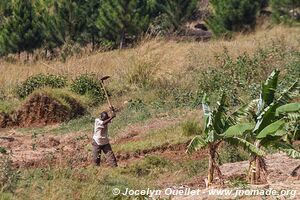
{"left": 0, "top": 117, "right": 185, "bottom": 168}
{"left": 1, "top": 119, "right": 300, "bottom": 200}
{"left": 171, "top": 153, "right": 300, "bottom": 200}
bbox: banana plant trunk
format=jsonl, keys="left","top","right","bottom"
{"left": 250, "top": 140, "right": 263, "bottom": 184}
{"left": 208, "top": 144, "right": 215, "bottom": 185}
{"left": 207, "top": 142, "right": 222, "bottom": 186}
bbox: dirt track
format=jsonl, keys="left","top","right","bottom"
{"left": 1, "top": 121, "right": 300, "bottom": 200}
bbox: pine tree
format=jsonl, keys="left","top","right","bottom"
{"left": 207, "top": 0, "right": 260, "bottom": 37}
{"left": 55, "top": 0, "right": 87, "bottom": 43}
{"left": 0, "top": 1, "right": 13, "bottom": 56}
{"left": 271, "top": 0, "right": 300, "bottom": 23}
{"left": 80, "top": 0, "right": 101, "bottom": 50}
{"left": 0, "top": 1, "right": 12, "bottom": 25}
{"left": 97, "top": 0, "right": 150, "bottom": 49}
{"left": 1, "top": 0, "right": 43, "bottom": 57}
{"left": 158, "top": 0, "right": 198, "bottom": 31}
{"left": 36, "top": 0, "right": 64, "bottom": 56}
{"left": 259, "top": 0, "right": 269, "bottom": 9}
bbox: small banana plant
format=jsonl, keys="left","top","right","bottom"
{"left": 186, "top": 93, "right": 263, "bottom": 187}
{"left": 222, "top": 69, "right": 300, "bottom": 184}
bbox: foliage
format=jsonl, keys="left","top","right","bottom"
{"left": 16, "top": 74, "right": 67, "bottom": 98}
{"left": 97, "top": 0, "right": 150, "bottom": 49}
{"left": 270, "top": 0, "right": 300, "bottom": 24}
{"left": 219, "top": 144, "right": 249, "bottom": 163}
{"left": 181, "top": 120, "right": 202, "bottom": 136}
{"left": 125, "top": 155, "right": 171, "bottom": 177}
{"left": 0, "top": 147, "right": 7, "bottom": 154}
{"left": 207, "top": 0, "right": 260, "bottom": 37}
{"left": 0, "top": 156, "right": 20, "bottom": 193}
{"left": 70, "top": 74, "right": 105, "bottom": 105}
{"left": 0, "top": 0, "right": 43, "bottom": 55}
{"left": 197, "top": 46, "right": 286, "bottom": 105}
{"left": 151, "top": 0, "right": 198, "bottom": 33}
{"left": 187, "top": 94, "right": 263, "bottom": 184}
{"left": 222, "top": 69, "right": 300, "bottom": 183}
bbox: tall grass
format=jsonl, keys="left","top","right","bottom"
{"left": 0, "top": 26, "right": 299, "bottom": 95}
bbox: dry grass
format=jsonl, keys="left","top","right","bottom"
{"left": 0, "top": 26, "right": 299, "bottom": 91}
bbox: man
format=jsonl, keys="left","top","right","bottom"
{"left": 92, "top": 108, "right": 117, "bottom": 167}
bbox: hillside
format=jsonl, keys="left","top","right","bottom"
{"left": 0, "top": 26, "right": 300, "bottom": 200}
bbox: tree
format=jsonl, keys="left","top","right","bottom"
{"left": 0, "top": 1, "right": 12, "bottom": 56}
{"left": 270, "top": 0, "right": 300, "bottom": 23}
{"left": 259, "top": 0, "right": 269, "bottom": 9}
{"left": 223, "top": 70, "right": 300, "bottom": 184}
{"left": 97, "top": 0, "right": 150, "bottom": 49}
{"left": 35, "top": 0, "right": 65, "bottom": 57}
{"left": 187, "top": 94, "right": 263, "bottom": 186}
{"left": 55, "top": 0, "right": 87, "bottom": 43}
{"left": 0, "top": 1, "right": 12, "bottom": 25}
{"left": 1, "top": 0, "right": 43, "bottom": 57}
{"left": 80, "top": 0, "right": 101, "bottom": 50}
{"left": 157, "top": 0, "right": 198, "bottom": 31}
{"left": 207, "top": 0, "right": 260, "bottom": 37}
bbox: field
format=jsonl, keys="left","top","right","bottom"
{"left": 0, "top": 26, "right": 300, "bottom": 200}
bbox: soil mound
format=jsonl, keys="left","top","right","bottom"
{"left": 0, "top": 89, "right": 87, "bottom": 128}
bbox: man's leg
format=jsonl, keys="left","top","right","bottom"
{"left": 92, "top": 140, "right": 101, "bottom": 166}
{"left": 102, "top": 143, "right": 118, "bottom": 167}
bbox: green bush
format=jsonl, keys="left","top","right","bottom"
{"left": 0, "top": 156, "right": 20, "bottom": 193}
{"left": 181, "top": 120, "right": 202, "bottom": 136}
{"left": 125, "top": 155, "right": 170, "bottom": 177}
{"left": 70, "top": 74, "right": 105, "bottom": 105}
{"left": 219, "top": 144, "right": 249, "bottom": 164}
{"left": 197, "top": 46, "right": 286, "bottom": 105}
{"left": 0, "top": 147, "right": 7, "bottom": 154}
{"left": 180, "top": 159, "right": 208, "bottom": 177}
{"left": 207, "top": 0, "right": 260, "bottom": 37}
{"left": 16, "top": 74, "right": 67, "bottom": 98}
{"left": 271, "top": 0, "right": 300, "bottom": 24}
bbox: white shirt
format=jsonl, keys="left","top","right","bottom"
{"left": 93, "top": 118, "right": 109, "bottom": 145}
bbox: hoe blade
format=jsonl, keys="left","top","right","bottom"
{"left": 101, "top": 76, "right": 110, "bottom": 81}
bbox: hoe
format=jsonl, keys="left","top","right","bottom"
{"left": 100, "top": 76, "right": 114, "bottom": 111}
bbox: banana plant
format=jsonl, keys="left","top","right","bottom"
{"left": 186, "top": 94, "right": 263, "bottom": 186}
{"left": 222, "top": 69, "right": 300, "bottom": 184}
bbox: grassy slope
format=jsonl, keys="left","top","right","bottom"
{"left": 0, "top": 26, "right": 300, "bottom": 200}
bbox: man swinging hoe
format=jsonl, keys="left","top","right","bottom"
{"left": 92, "top": 76, "right": 117, "bottom": 167}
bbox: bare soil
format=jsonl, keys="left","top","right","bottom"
{"left": 1, "top": 119, "right": 300, "bottom": 200}
{"left": 0, "top": 92, "right": 86, "bottom": 128}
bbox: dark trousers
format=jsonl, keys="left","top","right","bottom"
{"left": 92, "top": 140, "right": 117, "bottom": 167}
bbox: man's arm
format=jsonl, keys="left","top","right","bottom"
{"left": 102, "top": 109, "right": 116, "bottom": 125}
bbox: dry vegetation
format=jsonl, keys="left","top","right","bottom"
{"left": 1, "top": 26, "right": 299, "bottom": 91}
{"left": 0, "top": 26, "right": 299, "bottom": 200}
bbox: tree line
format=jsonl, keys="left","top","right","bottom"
{"left": 0, "top": 0, "right": 299, "bottom": 58}
{"left": 0, "top": 0, "right": 197, "bottom": 57}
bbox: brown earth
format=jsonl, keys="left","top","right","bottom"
{"left": 0, "top": 92, "right": 86, "bottom": 128}
{"left": 1, "top": 119, "right": 300, "bottom": 200}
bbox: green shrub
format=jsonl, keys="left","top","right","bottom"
{"left": 219, "top": 144, "right": 249, "bottom": 164}
{"left": 70, "top": 74, "right": 105, "bottom": 105}
{"left": 0, "top": 156, "right": 20, "bottom": 193}
{"left": 197, "top": 46, "right": 285, "bottom": 105}
{"left": 207, "top": 0, "right": 260, "bottom": 37}
{"left": 16, "top": 74, "right": 67, "bottom": 98}
{"left": 180, "top": 159, "right": 208, "bottom": 177}
{"left": 127, "top": 99, "right": 146, "bottom": 111}
{"left": 125, "top": 155, "right": 170, "bottom": 177}
{"left": 0, "top": 147, "right": 7, "bottom": 154}
{"left": 229, "top": 176, "right": 249, "bottom": 188}
{"left": 0, "top": 99, "right": 20, "bottom": 113}
{"left": 126, "top": 99, "right": 151, "bottom": 121}
{"left": 271, "top": 0, "right": 300, "bottom": 24}
{"left": 181, "top": 120, "right": 202, "bottom": 136}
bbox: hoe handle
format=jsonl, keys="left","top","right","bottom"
{"left": 100, "top": 80, "right": 113, "bottom": 110}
